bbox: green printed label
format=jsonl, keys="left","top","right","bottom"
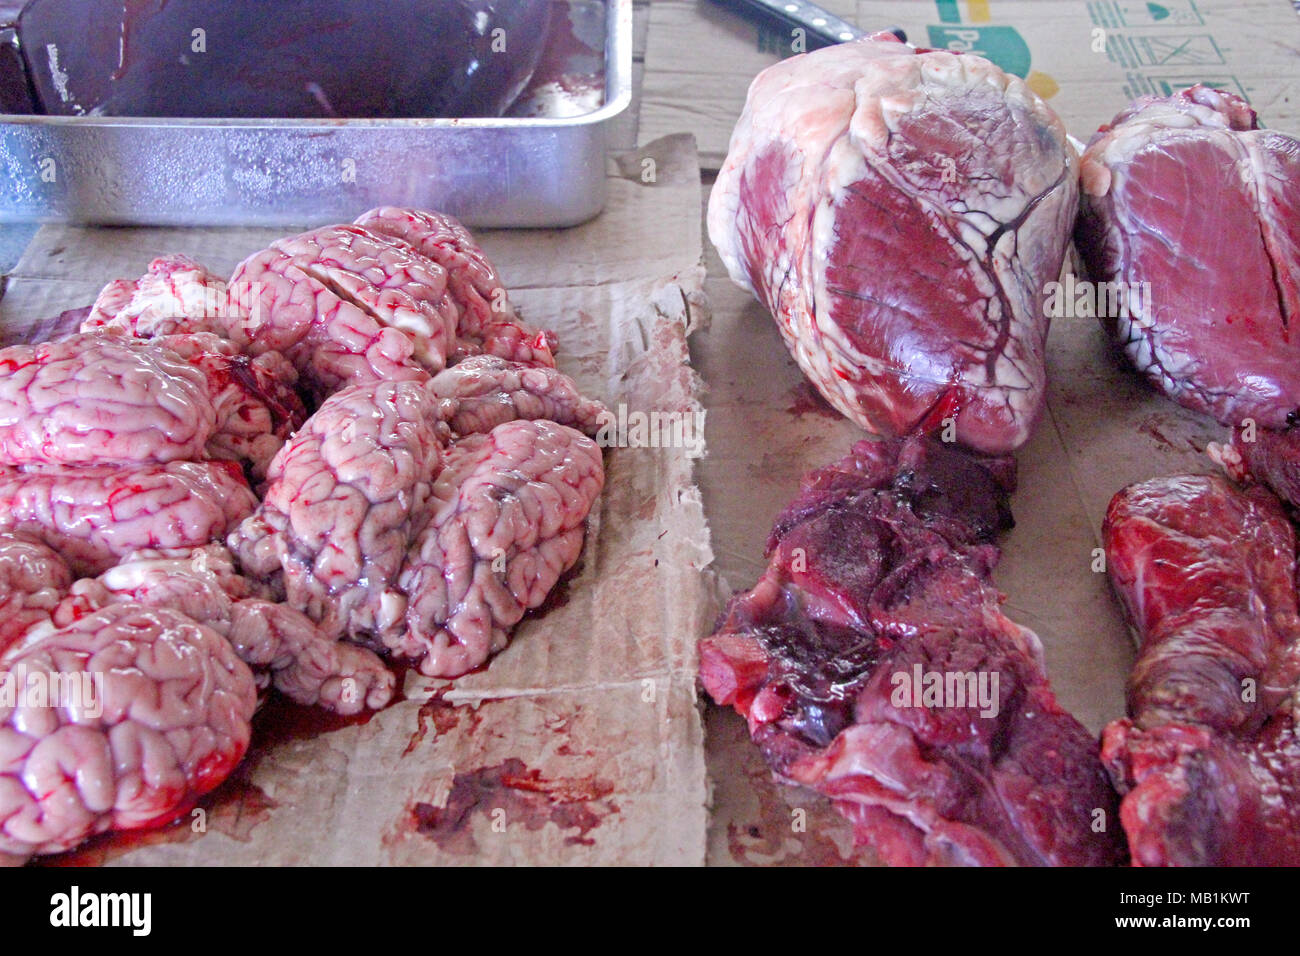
{"left": 1089, "top": 0, "right": 1205, "bottom": 28}
{"left": 925, "top": 25, "right": 1032, "bottom": 77}
{"left": 1107, "top": 32, "right": 1224, "bottom": 68}
{"left": 935, "top": 0, "right": 961, "bottom": 24}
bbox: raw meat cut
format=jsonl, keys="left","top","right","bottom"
{"left": 61, "top": 547, "right": 395, "bottom": 715}
{"left": 82, "top": 254, "right": 243, "bottom": 342}
{"left": 397, "top": 420, "right": 605, "bottom": 678}
{"left": 0, "top": 332, "right": 217, "bottom": 466}
{"left": 1100, "top": 474, "right": 1300, "bottom": 865}
{"left": 707, "top": 36, "right": 1078, "bottom": 454}
{"left": 1211, "top": 424, "right": 1300, "bottom": 514}
{"left": 229, "top": 223, "right": 457, "bottom": 393}
{"left": 1103, "top": 475, "right": 1300, "bottom": 733}
{"left": 229, "top": 380, "right": 445, "bottom": 646}
{"left": 0, "top": 460, "right": 257, "bottom": 576}
{"left": 1077, "top": 86, "right": 1300, "bottom": 429}
{"left": 699, "top": 436, "right": 1126, "bottom": 866}
{"left": 1103, "top": 707, "right": 1300, "bottom": 867}
{"left": 0, "top": 535, "right": 70, "bottom": 655}
{"left": 428, "top": 356, "right": 607, "bottom": 437}
{"left": 355, "top": 206, "right": 558, "bottom": 368}
{"left": 0, "top": 603, "right": 258, "bottom": 860}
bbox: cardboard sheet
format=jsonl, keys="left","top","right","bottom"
{"left": 0, "top": 133, "right": 718, "bottom": 866}
{"left": 659, "top": 0, "right": 1300, "bottom": 864}
{"left": 642, "top": 0, "right": 1300, "bottom": 170}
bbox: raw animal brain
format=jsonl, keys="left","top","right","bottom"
{"left": 355, "top": 206, "right": 558, "bottom": 367}
{"left": 0, "top": 460, "right": 257, "bottom": 576}
{"left": 428, "top": 355, "right": 607, "bottom": 437}
{"left": 0, "top": 330, "right": 303, "bottom": 480}
{"left": 0, "top": 205, "right": 606, "bottom": 861}
{"left": 153, "top": 333, "right": 306, "bottom": 480}
{"left": 229, "top": 224, "right": 457, "bottom": 393}
{"left": 1077, "top": 87, "right": 1300, "bottom": 429}
{"left": 397, "top": 419, "right": 605, "bottom": 677}
{"left": 0, "top": 603, "right": 258, "bottom": 859}
{"left": 708, "top": 35, "right": 1078, "bottom": 454}
{"left": 0, "top": 332, "right": 217, "bottom": 466}
{"left": 0, "top": 535, "right": 71, "bottom": 655}
{"left": 82, "top": 254, "right": 240, "bottom": 342}
{"left": 63, "top": 547, "right": 395, "bottom": 714}
{"left": 229, "top": 380, "right": 445, "bottom": 645}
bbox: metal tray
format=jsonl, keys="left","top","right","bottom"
{"left": 0, "top": 0, "right": 631, "bottom": 228}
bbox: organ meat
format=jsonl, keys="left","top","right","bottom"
{"left": 1100, "top": 474, "right": 1300, "bottom": 865}
{"left": 0, "top": 332, "right": 217, "bottom": 466}
{"left": 0, "top": 460, "right": 257, "bottom": 576}
{"left": 699, "top": 437, "right": 1126, "bottom": 866}
{"left": 708, "top": 35, "right": 1078, "bottom": 454}
{"left": 428, "top": 356, "right": 607, "bottom": 437}
{"left": 62, "top": 547, "right": 395, "bottom": 715}
{"left": 1211, "top": 424, "right": 1300, "bottom": 514}
{"left": 229, "top": 381, "right": 445, "bottom": 646}
{"left": 229, "top": 223, "right": 457, "bottom": 393}
{"left": 0, "top": 331, "right": 303, "bottom": 479}
{"left": 0, "top": 205, "right": 604, "bottom": 860}
{"left": 355, "top": 206, "right": 558, "bottom": 368}
{"left": 154, "top": 333, "right": 306, "bottom": 480}
{"left": 0, "top": 604, "right": 258, "bottom": 860}
{"left": 0, "top": 535, "right": 70, "bottom": 655}
{"left": 397, "top": 420, "right": 605, "bottom": 678}
{"left": 1077, "top": 86, "right": 1300, "bottom": 428}
{"left": 82, "top": 254, "right": 239, "bottom": 341}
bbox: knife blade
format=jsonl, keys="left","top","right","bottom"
{"left": 710, "top": 0, "right": 905, "bottom": 48}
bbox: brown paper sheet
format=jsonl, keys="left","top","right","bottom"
{"left": 0, "top": 134, "right": 718, "bottom": 866}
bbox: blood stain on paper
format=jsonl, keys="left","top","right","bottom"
{"left": 711, "top": 707, "right": 871, "bottom": 867}
{"left": 251, "top": 692, "right": 383, "bottom": 749}
{"left": 528, "top": 558, "right": 583, "bottom": 620}
{"left": 1138, "top": 414, "right": 1203, "bottom": 454}
{"left": 400, "top": 759, "right": 618, "bottom": 854}
{"left": 402, "top": 687, "right": 485, "bottom": 756}
{"left": 786, "top": 381, "right": 841, "bottom": 420}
